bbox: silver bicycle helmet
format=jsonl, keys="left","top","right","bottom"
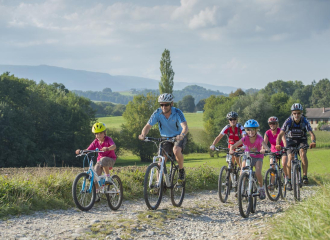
{"left": 158, "top": 93, "right": 174, "bottom": 103}
{"left": 226, "top": 111, "right": 238, "bottom": 119}
{"left": 291, "top": 103, "right": 303, "bottom": 111}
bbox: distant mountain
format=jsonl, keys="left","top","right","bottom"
{"left": 0, "top": 64, "right": 240, "bottom": 93}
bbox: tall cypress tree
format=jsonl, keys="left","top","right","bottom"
{"left": 159, "top": 49, "right": 175, "bottom": 94}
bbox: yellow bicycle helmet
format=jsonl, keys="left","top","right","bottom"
{"left": 92, "top": 122, "right": 106, "bottom": 133}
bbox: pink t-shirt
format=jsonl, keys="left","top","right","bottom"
{"left": 265, "top": 128, "right": 284, "bottom": 152}
{"left": 241, "top": 134, "right": 264, "bottom": 159}
{"left": 87, "top": 136, "right": 117, "bottom": 161}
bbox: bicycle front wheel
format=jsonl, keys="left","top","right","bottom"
{"left": 293, "top": 165, "right": 300, "bottom": 201}
{"left": 170, "top": 166, "right": 185, "bottom": 207}
{"left": 144, "top": 162, "right": 163, "bottom": 210}
{"left": 250, "top": 181, "right": 257, "bottom": 213}
{"left": 264, "top": 168, "right": 281, "bottom": 201}
{"left": 218, "top": 166, "right": 230, "bottom": 203}
{"left": 106, "top": 175, "right": 123, "bottom": 210}
{"left": 280, "top": 170, "right": 286, "bottom": 199}
{"left": 72, "top": 172, "right": 96, "bottom": 211}
{"left": 238, "top": 172, "right": 251, "bottom": 218}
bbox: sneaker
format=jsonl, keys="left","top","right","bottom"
{"left": 105, "top": 176, "right": 112, "bottom": 185}
{"left": 259, "top": 188, "right": 266, "bottom": 200}
{"left": 178, "top": 169, "right": 185, "bottom": 183}
{"left": 303, "top": 176, "right": 309, "bottom": 184}
{"left": 286, "top": 181, "right": 292, "bottom": 191}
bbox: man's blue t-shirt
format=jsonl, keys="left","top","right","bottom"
{"left": 148, "top": 107, "right": 186, "bottom": 137}
{"left": 281, "top": 116, "right": 312, "bottom": 139}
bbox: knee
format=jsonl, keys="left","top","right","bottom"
{"left": 173, "top": 147, "right": 182, "bottom": 156}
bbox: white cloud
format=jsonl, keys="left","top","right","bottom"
{"left": 221, "top": 58, "right": 247, "bottom": 70}
{"left": 189, "top": 6, "right": 217, "bottom": 29}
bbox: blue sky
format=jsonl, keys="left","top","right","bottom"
{"left": 0, "top": 0, "right": 329, "bottom": 89}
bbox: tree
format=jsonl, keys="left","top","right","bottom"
{"left": 310, "top": 78, "right": 330, "bottom": 107}
{"left": 121, "top": 93, "right": 160, "bottom": 162}
{"left": 103, "top": 88, "right": 112, "bottom": 93}
{"left": 229, "top": 88, "right": 246, "bottom": 98}
{"left": 178, "top": 95, "right": 195, "bottom": 112}
{"left": 196, "top": 99, "right": 206, "bottom": 111}
{"left": 159, "top": 49, "right": 174, "bottom": 94}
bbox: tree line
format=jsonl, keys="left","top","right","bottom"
{"left": 1, "top": 73, "right": 329, "bottom": 166}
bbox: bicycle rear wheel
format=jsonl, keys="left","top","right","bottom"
{"left": 280, "top": 170, "right": 286, "bottom": 199}
{"left": 218, "top": 166, "right": 230, "bottom": 203}
{"left": 72, "top": 172, "right": 96, "bottom": 211}
{"left": 238, "top": 172, "right": 251, "bottom": 218}
{"left": 293, "top": 165, "right": 300, "bottom": 201}
{"left": 144, "top": 162, "right": 163, "bottom": 210}
{"left": 106, "top": 175, "right": 123, "bottom": 210}
{"left": 170, "top": 166, "right": 185, "bottom": 207}
{"left": 264, "top": 168, "right": 281, "bottom": 201}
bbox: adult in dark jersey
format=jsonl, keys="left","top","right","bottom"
{"left": 210, "top": 111, "right": 246, "bottom": 167}
{"left": 275, "top": 103, "right": 316, "bottom": 190}
{"left": 139, "top": 93, "right": 188, "bottom": 183}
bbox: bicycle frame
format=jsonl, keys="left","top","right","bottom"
{"left": 78, "top": 151, "right": 120, "bottom": 194}
{"left": 240, "top": 152, "right": 260, "bottom": 197}
{"left": 146, "top": 137, "right": 177, "bottom": 189}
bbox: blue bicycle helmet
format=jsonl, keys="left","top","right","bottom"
{"left": 244, "top": 119, "right": 260, "bottom": 128}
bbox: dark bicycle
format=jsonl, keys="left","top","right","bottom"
{"left": 214, "top": 146, "right": 242, "bottom": 203}
{"left": 264, "top": 150, "right": 287, "bottom": 201}
{"left": 143, "top": 137, "right": 185, "bottom": 210}
{"left": 283, "top": 145, "right": 309, "bottom": 201}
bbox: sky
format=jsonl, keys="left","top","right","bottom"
{"left": 0, "top": 0, "right": 330, "bottom": 89}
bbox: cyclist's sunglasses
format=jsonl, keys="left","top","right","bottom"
{"left": 160, "top": 103, "right": 170, "bottom": 107}
{"left": 229, "top": 119, "right": 237, "bottom": 121}
{"left": 292, "top": 112, "right": 301, "bottom": 116}
{"left": 269, "top": 122, "right": 276, "bottom": 125}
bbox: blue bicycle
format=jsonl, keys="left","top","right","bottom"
{"left": 72, "top": 149, "right": 123, "bottom": 211}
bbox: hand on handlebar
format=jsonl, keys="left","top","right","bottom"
{"left": 210, "top": 145, "right": 215, "bottom": 151}
{"left": 275, "top": 145, "right": 282, "bottom": 151}
{"left": 138, "top": 134, "right": 145, "bottom": 140}
{"left": 176, "top": 134, "right": 184, "bottom": 141}
{"left": 75, "top": 149, "right": 81, "bottom": 155}
{"left": 260, "top": 149, "right": 270, "bottom": 154}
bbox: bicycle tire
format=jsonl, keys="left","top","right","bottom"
{"left": 143, "top": 162, "right": 163, "bottom": 210}
{"left": 293, "top": 165, "right": 300, "bottom": 201}
{"left": 280, "top": 170, "right": 286, "bottom": 199}
{"left": 170, "top": 166, "right": 185, "bottom": 207}
{"left": 238, "top": 171, "right": 251, "bottom": 218}
{"left": 72, "top": 172, "right": 96, "bottom": 211}
{"left": 264, "top": 168, "right": 281, "bottom": 201}
{"left": 218, "top": 166, "right": 230, "bottom": 203}
{"left": 106, "top": 175, "right": 123, "bottom": 210}
{"left": 250, "top": 181, "right": 257, "bottom": 213}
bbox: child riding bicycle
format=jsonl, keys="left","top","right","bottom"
{"left": 75, "top": 122, "right": 116, "bottom": 201}
{"left": 210, "top": 111, "right": 246, "bottom": 167}
{"left": 229, "top": 119, "right": 270, "bottom": 200}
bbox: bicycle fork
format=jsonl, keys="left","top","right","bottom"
{"left": 150, "top": 156, "right": 171, "bottom": 188}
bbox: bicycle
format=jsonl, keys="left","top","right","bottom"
{"left": 264, "top": 150, "right": 287, "bottom": 201}
{"left": 143, "top": 137, "right": 185, "bottom": 210}
{"left": 214, "top": 146, "right": 242, "bottom": 203}
{"left": 283, "top": 145, "right": 309, "bottom": 201}
{"left": 72, "top": 149, "right": 123, "bottom": 211}
{"left": 236, "top": 151, "right": 270, "bottom": 218}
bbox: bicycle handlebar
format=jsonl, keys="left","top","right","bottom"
{"left": 143, "top": 137, "right": 176, "bottom": 143}
{"left": 76, "top": 149, "right": 104, "bottom": 157}
{"left": 282, "top": 145, "right": 309, "bottom": 151}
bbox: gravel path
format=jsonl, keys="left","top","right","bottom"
{"left": 0, "top": 186, "right": 316, "bottom": 240}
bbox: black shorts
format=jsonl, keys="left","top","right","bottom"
{"left": 161, "top": 136, "right": 187, "bottom": 155}
{"left": 286, "top": 138, "right": 308, "bottom": 155}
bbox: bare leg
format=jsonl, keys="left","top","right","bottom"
{"left": 300, "top": 149, "right": 308, "bottom": 177}
{"left": 255, "top": 161, "right": 263, "bottom": 187}
{"left": 173, "top": 146, "right": 184, "bottom": 169}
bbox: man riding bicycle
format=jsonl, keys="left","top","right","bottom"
{"left": 138, "top": 93, "right": 189, "bottom": 183}
{"left": 275, "top": 103, "right": 316, "bottom": 190}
